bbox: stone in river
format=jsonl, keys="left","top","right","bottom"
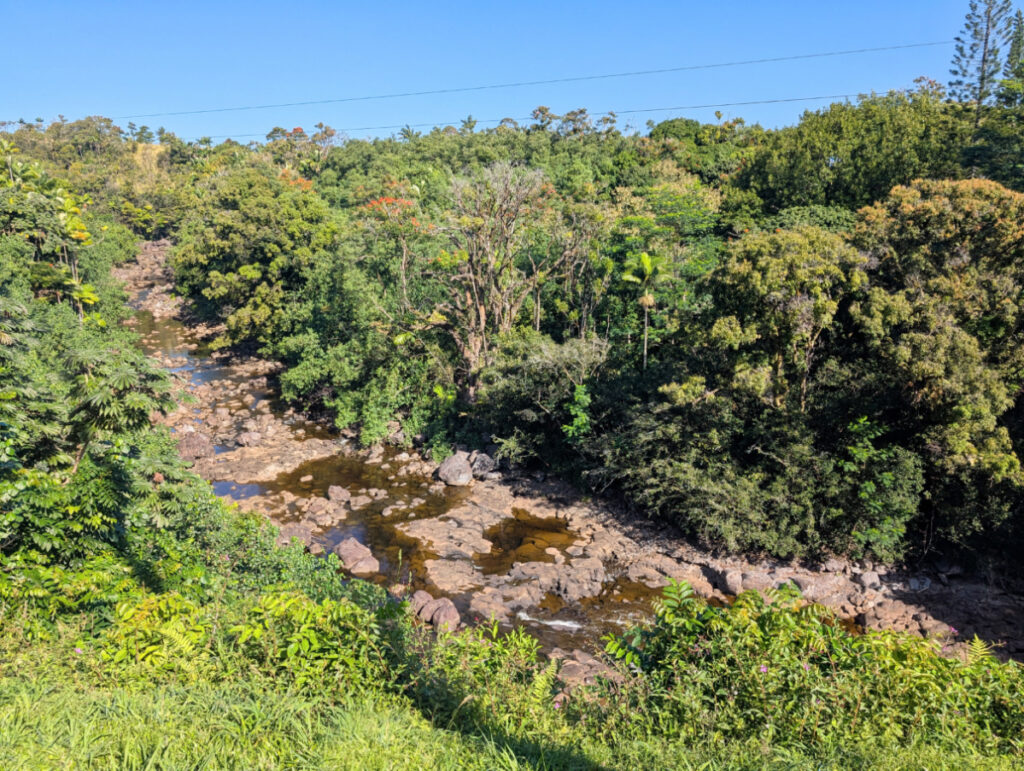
{"left": 438, "top": 452, "right": 474, "bottom": 486}
{"left": 331, "top": 537, "right": 380, "bottom": 575}
{"left": 327, "top": 485, "right": 351, "bottom": 502}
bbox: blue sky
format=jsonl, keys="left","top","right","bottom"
{"left": 4, "top": 1, "right": 972, "bottom": 142}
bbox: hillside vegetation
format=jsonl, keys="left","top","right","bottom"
{"left": 3, "top": 6, "right": 1024, "bottom": 766}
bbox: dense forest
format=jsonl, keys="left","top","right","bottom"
{"left": 3, "top": 2, "right": 1024, "bottom": 767}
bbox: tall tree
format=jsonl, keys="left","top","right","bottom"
{"left": 998, "top": 9, "right": 1024, "bottom": 105}
{"left": 949, "top": 0, "right": 1014, "bottom": 125}
{"left": 621, "top": 251, "right": 671, "bottom": 371}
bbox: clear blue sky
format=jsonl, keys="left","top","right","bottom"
{"left": 4, "top": 1, "right": 973, "bottom": 142}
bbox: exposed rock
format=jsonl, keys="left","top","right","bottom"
{"left": 470, "top": 452, "right": 497, "bottom": 479}
{"left": 741, "top": 571, "right": 775, "bottom": 593}
{"left": 469, "top": 588, "right": 511, "bottom": 622}
{"left": 178, "top": 432, "right": 215, "bottom": 461}
{"left": 858, "top": 571, "right": 882, "bottom": 589}
{"left": 417, "top": 597, "right": 461, "bottom": 632}
{"left": 438, "top": 452, "right": 474, "bottom": 486}
{"left": 348, "top": 495, "right": 373, "bottom": 510}
{"left": 508, "top": 557, "right": 606, "bottom": 602}
{"left": 277, "top": 521, "right": 315, "bottom": 547}
{"left": 332, "top": 537, "right": 380, "bottom": 575}
{"left": 723, "top": 570, "right": 744, "bottom": 596}
{"left": 909, "top": 576, "right": 932, "bottom": 593}
{"left": 792, "top": 573, "right": 851, "bottom": 604}
{"left": 236, "top": 431, "right": 263, "bottom": 447}
{"left": 409, "top": 590, "right": 434, "bottom": 616}
{"left": 423, "top": 559, "right": 484, "bottom": 593}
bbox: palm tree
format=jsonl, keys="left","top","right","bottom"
{"left": 621, "top": 252, "right": 670, "bottom": 370}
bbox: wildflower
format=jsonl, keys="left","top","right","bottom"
{"left": 949, "top": 626, "right": 959, "bottom": 635}
{"left": 802, "top": 662, "right": 810, "bottom": 671}
{"left": 74, "top": 647, "right": 83, "bottom": 655}
{"left": 759, "top": 664, "right": 768, "bottom": 673}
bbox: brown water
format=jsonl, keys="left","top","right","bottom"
{"left": 133, "top": 310, "right": 662, "bottom": 650}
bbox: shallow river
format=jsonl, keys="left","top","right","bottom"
{"left": 133, "top": 309, "right": 662, "bottom": 651}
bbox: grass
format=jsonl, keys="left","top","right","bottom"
{"left": 0, "top": 676, "right": 1019, "bottom": 771}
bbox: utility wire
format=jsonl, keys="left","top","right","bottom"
{"left": 113, "top": 41, "right": 951, "bottom": 120}
{"left": 193, "top": 92, "right": 876, "bottom": 140}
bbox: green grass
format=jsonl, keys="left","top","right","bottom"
{"left": 0, "top": 676, "right": 1018, "bottom": 771}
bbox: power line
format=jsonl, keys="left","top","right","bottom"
{"left": 113, "top": 41, "right": 951, "bottom": 121}
{"left": 192, "top": 92, "right": 876, "bottom": 140}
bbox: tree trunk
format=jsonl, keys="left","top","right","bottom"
{"left": 642, "top": 307, "right": 649, "bottom": 371}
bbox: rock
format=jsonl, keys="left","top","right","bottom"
{"left": 470, "top": 452, "right": 497, "bottom": 479}
{"left": 307, "top": 497, "right": 329, "bottom": 515}
{"left": 508, "top": 556, "right": 606, "bottom": 602}
{"left": 723, "top": 570, "right": 744, "bottom": 596}
{"left": 300, "top": 474, "right": 313, "bottom": 483}
{"left": 277, "top": 521, "right": 315, "bottom": 547}
{"left": 236, "top": 431, "right": 263, "bottom": 447}
{"left": 177, "top": 432, "right": 215, "bottom": 461}
{"left": 909, "top": 576, "right": 932, "bottom": 593}
{"left": 332, "top": 537, "right": 380, "bottom": 575}
{"left": 417, "top": 597, "right": 461, "bottom": 632}
{"left": 327, "top": 485, "right": 351, "bottom": 503}
{"left": 348, "top": 495, "right": 373, "bottom": 510}
{"left": 422, "top": 559, "right": 484, "bottom": 593}
{"left": 858, "top": 571, "right": 882, "bottom": 589}
{"left": 430, "top": 598, "right": 461, "bottom": 632}
{"left": 741, "top": 571, "right": 774, "bottom": 593}
{"left": 409, "top": 590, "right": 434, "bottom": 615}
{"left": 792, "top": 573, "right": 852, "bottom": 603}
{"left": 308, "top": 542, "right": 325, "bottom": 556}
{"left": 438, "top": 452, "right": 474, "bottom": 486}
{"left": 469, "top": 588, "right": 512, "bottom": 622}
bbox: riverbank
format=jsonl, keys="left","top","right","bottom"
{"left": 118, "top": 241, "right": 1024, "bottom": 660}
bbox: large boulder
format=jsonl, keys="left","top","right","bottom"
{"left": 438, "top": 452, "right": 474, "bottom": 486}
{"left": 332, "top": 537, "right": 380, "bottom": 575}
{"left": 177, "top": 431, "right": 215, "bottom": 461}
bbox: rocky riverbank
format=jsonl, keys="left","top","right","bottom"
{"left": 121, "top": 242, "right": 1024, "bottom": 661}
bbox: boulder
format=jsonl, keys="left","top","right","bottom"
{"left": 470, "top": 452, "right": 497, "bottom": 479}
{"left": 409, "top": 590, "right": 434, "bottom": 616}
{"left": 177, "top": 432, "right": 215, "bottom": 461}
{"left": 408, "top": 590, "right": 433, "bottom": 614}
{"left": 723, "top": 570, "right": 744, "bottom": 596}
{"left": 332, "top": 537, "right": 380, "bottom": 575}
{"left": 858, "top": 571, "right": 882, "bottom": 590}
{"left": 417, "top": 597, "right": 461, "bottom": 632}
{"left": 438, "top": 452, "right": 474, "bottom": 486}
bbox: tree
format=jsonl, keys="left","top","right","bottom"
{"left": 621, "top": 251, "right": 671, "bottom": 370}
{"left": 427, "top": 163, "right": 573, "bottom": 395}
{"left": 949, "top": 0, "right": 1014, "bottom": 125}
{"left": 709, "top": 227, "right": 866, "bottom": 412}
{"left": 998, "top": 9, "right": 1024, "bottom": 105}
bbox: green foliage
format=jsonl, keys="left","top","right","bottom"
{"left": 603, "top": 580, "right": 1024, "bottom": 753}
{"left": 740, "top": 86, "right": 971, "bottom": 211}
{"left": 230, "top": 591, "right": 398, "bottom": 690}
